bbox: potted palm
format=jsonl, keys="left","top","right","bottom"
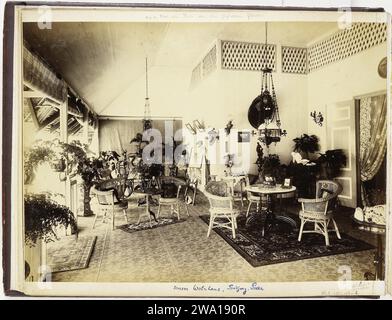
{"left": 59, "top": 141, "right": 104, "bottom": 216}
{"left": 293, "top": 134, "right": 320, "bottom": 159}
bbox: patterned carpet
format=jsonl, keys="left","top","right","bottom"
{"left": 49, "top": 193, "right": 381, "bottom": 282}
{"left": 199, "top": 215, "right": 374, "bottom": 267}
{"left": 47, "top": 236, "right": 97, "bottom": 273}
{"left": 119, "top": 217, "right": 186, "bottom": 234}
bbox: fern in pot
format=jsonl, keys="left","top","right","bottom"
{"left": 24, "top": 193, "right": 77, "bottom": 247}
{"left": 293, "top": 134, "right": 320, "bottom": 159}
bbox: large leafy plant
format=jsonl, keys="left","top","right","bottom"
{"left": 24, "top": 193, "right": 77, "bottom": 247}
{"left": 293, "top": 134, "right": 320, "bottom": 159}
{"left": 59, "top": 141, "right": 104, "bottom": 216}
{"left": 24, "top": 141, "right": 57, "bottom": 184}
{"left": 317, "top": 149, "right": 347, "bottom": 179}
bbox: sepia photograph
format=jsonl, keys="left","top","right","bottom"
{"left": 2, "top": 1, "right": 392, "bottom": 299}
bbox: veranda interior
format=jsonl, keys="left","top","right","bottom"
{"left": 21, "top": 8, "right": 389, "bottom": 292}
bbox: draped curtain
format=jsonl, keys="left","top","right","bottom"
{"left": 359, "top": 94, "right": 387, "bottom": 205}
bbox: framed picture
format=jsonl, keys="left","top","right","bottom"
{"left": 282, "top": 178, "right": 292, "bottom": 188}
{"left": 238, "top": 131, "right": 250, "bottom": 143}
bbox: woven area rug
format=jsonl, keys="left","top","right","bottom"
{"left": 119, "top": 217, "right": 186, "bottom": 234}
{"left": 47, "top": 236, "right": 97, "bottom": 273}
{"left": 199, "top": 215, "right": 374, "bottom": 267}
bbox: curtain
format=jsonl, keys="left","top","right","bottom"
{"left": 98, "top": 119, "right": 182, "bottom": 154}
{"left": 359, "top": 94, "right": 387, "bottom": 205}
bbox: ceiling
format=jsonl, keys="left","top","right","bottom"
{"left": 23, "top": 21, "right": 337, "bottom": 114}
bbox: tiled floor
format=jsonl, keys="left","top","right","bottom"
{"left": 49, "top": 195, "right": 382, "bottom": 283}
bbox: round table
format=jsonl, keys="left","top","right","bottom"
{"left": 352, "top": 216, "right": 385, "bottom": 280}
{"left": 245, "top": 184, "right": 297, "bottom": 236}
{"left": 132, "top": 188, "right": 163, "bottom": 228}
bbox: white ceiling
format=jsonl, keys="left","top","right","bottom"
{"left": 23, "top": 21, "right": 338, "bottom": 114}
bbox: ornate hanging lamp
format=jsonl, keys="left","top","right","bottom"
{"left": 247, "top": 22, "right": 287, "bottom": 146}
{"left": 143, "top": 57, "right": 152, "bottom": 131}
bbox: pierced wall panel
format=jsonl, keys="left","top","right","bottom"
{"left": 308, "top": 23, "right": 387, "bottom": 72}
{"left": 190, "top": 62, "right": 202, "bottom": 87}
{"left": 281, "top": 46, "right": 308, "bottom": 74}
{"left": 221, "top": 40, "right": 276, "bottom": 72}
{"left": 202, "top": 45, "right": 217, "bottom": 77}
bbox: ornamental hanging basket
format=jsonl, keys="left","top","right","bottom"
{"left": 51, "top": 158, "right": 66, "bottom": 172}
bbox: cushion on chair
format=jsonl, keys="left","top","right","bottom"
{"left": 161, "top": 182, "right": 178, "bottom": 198}
{"left": 299, "top": 210, "right": 333, "bottom": 220}
{"left": 159, "top": 197, "right": 180, "bottom": 204}
{"left": 320, "top": 188, "right": 334, "bottom": 199}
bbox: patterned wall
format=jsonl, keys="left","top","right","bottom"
{"left": 221, "top": 40, "right": 276, "bottom": 72}
{"left": 191, "top": 23, "right": 387, "bottom": 82}
{"left": 191, "top": 44, "right": 218, "bottom": 87}
{"left": 308, "top": 23, "right": 387, "bottom": 72}
{"left": 281, "top": 46, "right": 308, "bottom": 74}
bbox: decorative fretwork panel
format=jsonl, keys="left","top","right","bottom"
{"left": 202, "top": 45, "right": 217, "bottom": 77}
{"left": 190, "top": 62, "right": 202, "bottom": 87}
{"left": 308, "top": 23, "right": 387, "bottom": 72}
{"left": 281, "top": 46, "right": 308, "bottom": 74}
{"left": 221, "top": 40, "right": 276, "bottom": 72}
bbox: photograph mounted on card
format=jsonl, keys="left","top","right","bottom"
{"left": 238, "top": 131, "right": 251, "bottom": 143}
{"left": 2, "top": 2, "right": 390, "bottom": 299}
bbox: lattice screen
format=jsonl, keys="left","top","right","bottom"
{"left": 190, "top": 44, "right": 218, "bottom": 87}
{"left": 190, "top": 62, "right": 202, "bottom": 87}
{"left": 221, "top": 40, "right": 276, "bottom": 71}
{"left": 308, "top": 23, "right": 387, "bottom": 72}
{"left": 282, "top": 46, "right": 308, "bottom": 74}
{"left": 202, "top": 45, "right": 217, "bottom": 77}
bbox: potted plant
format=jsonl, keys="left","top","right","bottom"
{"left": 24, "top": 193, "right": 78, "bottom": 247}
{"left": 293, "top": 134, "right": 320, "bottom": 159}
{"left": 24, "top": 141, "right": 56, "bottom": 184}
{"left": 317, "top": 149, "right": 347, "bottom": 179}
{"left": 24, "top": 193, "right": 78, "bottom": 279}
{"left": 59, "top": 141, "right": 104, "bottom": 216}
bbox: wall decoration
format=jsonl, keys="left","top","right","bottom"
{"left": 310, "top": 110, "right": 324, "bottom": 126}
{"left": 378, "top": 57, "right": 387, "bottom": 79}
{"left": 225, "top": 120, "right": 233, "bottom": 135}
{"left": 221, "top": 40, "right": 276, "bottom": 72}
{"left": 238, "top": 131, "right": 250, "bottom": 143}
{"left": 308, "top": 23, "right": 387, "bottom": 72}
{"left": 281, "top": 46, "right": 308, "bottom": 74}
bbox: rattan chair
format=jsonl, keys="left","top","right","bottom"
{"left": 205, "top": 181, "right": 239, "bottom": 238}
{"left": 298, "top": 180, "right": 342, "bottom": 246}
{"left": 157, "top": 176, "right": 189, "bottom": 220}
{"left": 245, "top": 177, "right": 268, "bottom": 217}
{"left": 91, "top": 186, "right": 128, "bottom": 230}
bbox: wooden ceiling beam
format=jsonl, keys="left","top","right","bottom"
{"left": 23, "top": 90, "right": 48, "bottom": 99}
{"left": 39, "top": 111, "right": 59, "bottom": 130}
{"left": 25, "top": 98, "right": 40, "bottom": 130}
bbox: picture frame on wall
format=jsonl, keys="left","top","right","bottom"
{"left": 238, "top": 131, "right": 250, "bottom": 143}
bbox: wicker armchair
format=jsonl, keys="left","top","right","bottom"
{"left": 91, "top": 186, "right": 128, "bottom": 230}
{"left": 298, "top": 180, "right": 342, "bottom": 246}
{"left": 157, "top": 176, "right": 189, "bottom": 220}
{"left": 204, "top": 181, "right": 239, "bottom": 238}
